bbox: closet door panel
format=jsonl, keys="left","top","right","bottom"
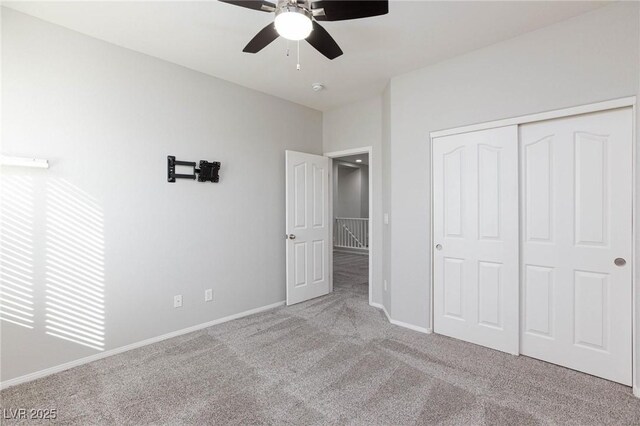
{"left": 520, "top": 108, "right": 633, "bottom": 386}
{"left": 433, "top": 125, "right": 519, "bottom": 354}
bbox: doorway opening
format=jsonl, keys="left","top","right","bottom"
{"left": 327, "top": 149, "right": 371, "bottom": 303}
{"left": 284, "top": 147, "right": 373, "bottom": 307}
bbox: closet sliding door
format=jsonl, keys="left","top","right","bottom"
{"left": 432, "top": 126, "right": 519, "bottom": 354}
{"left": 520, "top": 108, "right": 633, "bottom": 385}
{"left": 433, "top": 106, "right": 634, "bottom": 386}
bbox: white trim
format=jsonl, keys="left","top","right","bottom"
{"left": 429, "top": 97, "right": 637, "bottom": 391}
{"left": 370, "top": 302, "right": 390, "bottom": 321}
{"left": 0, "top": 300, "right": 285, "bottom": 390}
{"left": 429, "top": 132, "right": 434, "bottom": 333}
{"left": 370, "top": 302, "right": 432, "bottom": 334}
{"left": 389, "top": 318, "right": 432, "bottom": 334}
{"left": 325, "top": 146, "right": 374, "bottom": 307}
{"left": 327, "top": 158, "right": 334, "bottom": 294}
{"left": 430, "top": 97, "right": 636, "bottom": 139}
{"left": 632, "top": 101, "right": 637, "bottom": 395}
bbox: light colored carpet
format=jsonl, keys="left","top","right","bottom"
{"left": 1, "top": 252, "right": 639, "bottom": 425}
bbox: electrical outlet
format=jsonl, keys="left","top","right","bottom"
{"left": 173, "top": 295, "right": 182, "bottom": 308}
{"left": 384, "top": 279, "right": 388, "bottom": 291}
{"left": 205, "top": 289, "right": 213, "bottom": 302}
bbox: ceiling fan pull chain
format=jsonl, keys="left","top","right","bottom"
{"left": 297, "top": 40, "right": 300, "bottom": 71}
{"left": 286, "top": 39, "right": 290, "bottom": 57}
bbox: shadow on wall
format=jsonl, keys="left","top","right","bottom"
{"left": 1, "top": 175, "right": 106, "bottom": 352}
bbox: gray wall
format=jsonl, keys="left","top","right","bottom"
{"left": 334, "top": 164, "right": 368, "bottom": 219}
{"left": 323, "top": 97, "right": 382, "bottom": 304}
{"left": 0, "top": 9, "right": 322, "bottom": 381}
{"left": 385, "top": 1, "right": 639, "bottom": 349}
{"left": 360, "top": 165, "right": 369, "bottom": 218}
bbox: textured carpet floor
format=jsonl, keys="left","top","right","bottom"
{"left": 2, "top": 252, "right": 640, "bottom": 425}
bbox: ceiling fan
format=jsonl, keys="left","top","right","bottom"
{"left": 219, "top": 0, "right": 389, "bottom": 60}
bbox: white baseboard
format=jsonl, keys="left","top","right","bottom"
{"left": 0, "top": 300, "right": 285, "bottom": 391}
{"left": 389, "top": 318, "right": 432, "bottom": 334}
{"left": 369, "top": 302, "right": 432, "bottom": 334}
{"left": 634, "top": 386, "right": 640, "bottom": 398}
{"left": 369, "top": 302, "right": 390, "bottom": 322}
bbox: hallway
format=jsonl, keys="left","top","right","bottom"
{"left": 333, "top": 252, "right": 368, "bottom": 298}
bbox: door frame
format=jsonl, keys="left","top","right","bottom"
{"left": 324, "top": 146, "right": 374, "bottom": 306}
{"left": 429, "top": 96, "right": 638, "bottom": 392}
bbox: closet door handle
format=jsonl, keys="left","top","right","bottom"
{"left": 435, "top": 244, "right": 442, "bottom": 251}
{"left": 614, "top": 258, "right": 626, "bottom": 266}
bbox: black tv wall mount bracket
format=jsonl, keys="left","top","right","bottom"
{"left": 167, "top": 156, "right": 220, "bottom": 183}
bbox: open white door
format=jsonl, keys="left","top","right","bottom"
{"left": 286, "top": 150, "right": 330, "bottom": 305}
{"left": 433, "top": 126, "right": 519, "bottom": 354}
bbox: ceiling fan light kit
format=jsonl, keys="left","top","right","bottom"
{"left": 274, "top": 4, "right": 313, "bottom": 41}
{"left": 220, "top": 0, "right": 388, "bottom": 60}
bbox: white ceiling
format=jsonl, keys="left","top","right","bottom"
{"left": 3, "top": 1, "right": 608, "bottom": 111}
{"left": 336, "top": 153, "right": 369, "bottom": 166}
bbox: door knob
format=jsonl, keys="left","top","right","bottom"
{"left": 614, "top": 258, "right": 626, "bottom": 266}
{"left": 288, "top": 234, "right": 296, "bottom": 240}
{"left": 435, "top": 244, "right": 442, "bottom": 251}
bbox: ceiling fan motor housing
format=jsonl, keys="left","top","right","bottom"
{"left": 276, "top": 0, "right": 313, "bottom": 15}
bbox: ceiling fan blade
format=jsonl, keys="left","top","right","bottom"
{"left": 219, "top": 0, "right": 275, "bottom": 13}
{"left": 312, "top": 0, "right": 388, "bottom": 21}
{"left": 243, "top": 22, "right": 279, "bottom": 53}
{"left": 306, "top": 21, "right": 343, "bottom": 60}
